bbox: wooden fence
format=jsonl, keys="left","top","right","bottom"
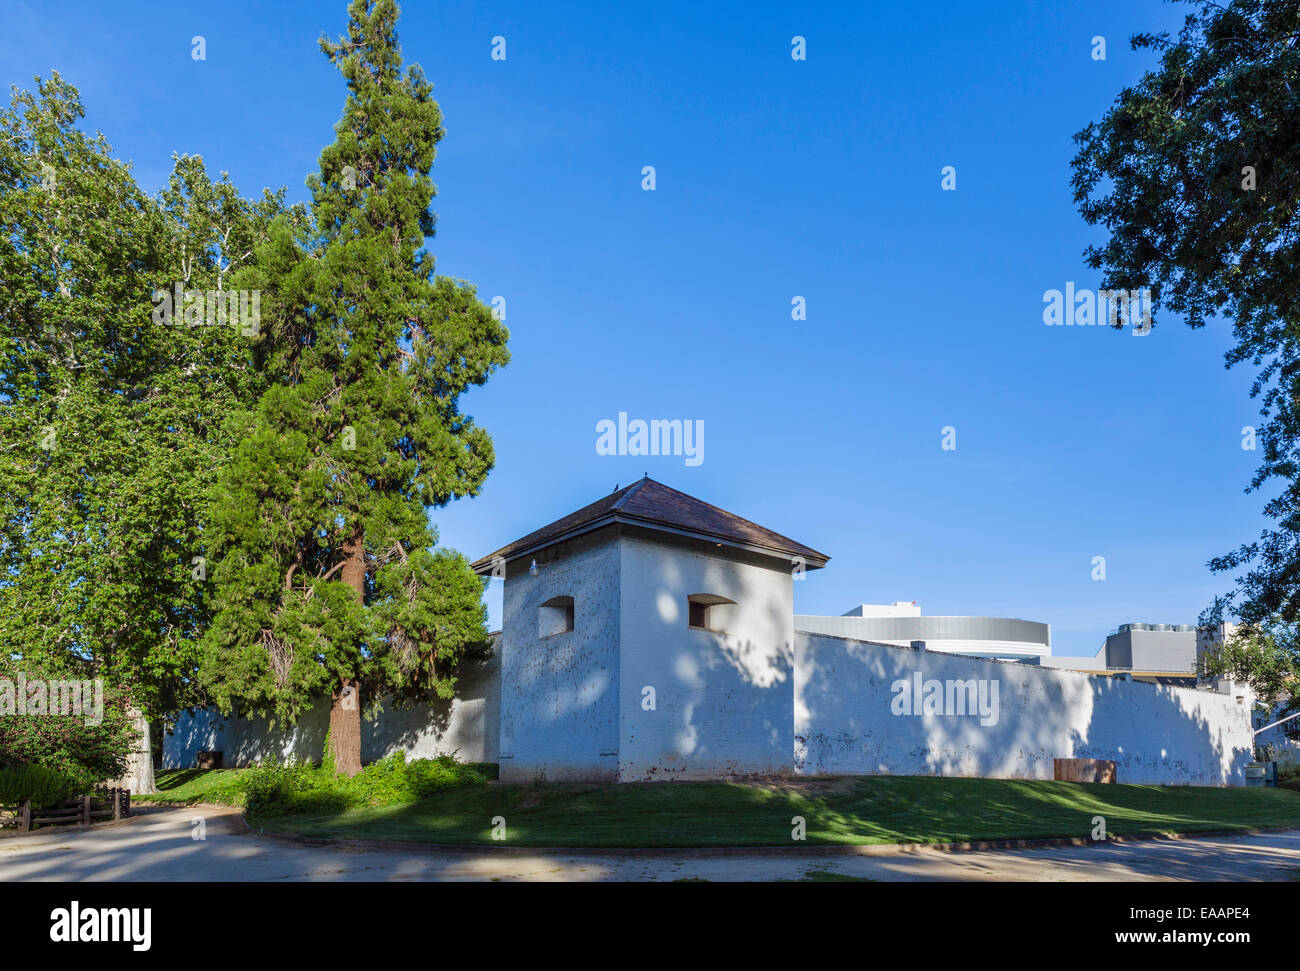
{"left": 0, "top": 787, "right": 130, "bottom": 833}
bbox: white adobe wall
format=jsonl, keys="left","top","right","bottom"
{"left": 162, "top": 649, "right": 500, "bottom": 768}
{"left": 497, "top": 530, "right": 621, "bottom": 782}
{"left": 795, "top": 632, "right": 1252, "bottom": 786}
{"left": 618, "top": 532, "right": 794, "bottom": 780}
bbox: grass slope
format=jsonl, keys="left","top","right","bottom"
{"left": 134, "top": 769, "right": 248, "bottom": 805}
{"left": 196, "top": 773, "right": 1300, "bottom": 848}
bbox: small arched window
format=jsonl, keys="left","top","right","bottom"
{"left": 687, "top": 593, "right": 736, "bottom": 632}
{"left": 539, "top": 596, "right": 575, "bottom": 637}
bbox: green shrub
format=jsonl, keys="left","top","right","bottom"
{"left": 347, "top": 752, "right": 493, "bottom": 804}
{"left": 404, "top": 754, "right": 494, "bottom": 796}
{"left": 0, "top": 660, "right": 139, "bottom": 790}
{"left": 1277, "top": 761, "right": 1300, "bottom": 792}
{"left": 0, "top": 764, "right": 79, "bottom": 808}
{"left": 241, "top": 752, "right": 493, "bottom": 816}
{"left": 242, "top": 758, "right": 345, "bottom": 815}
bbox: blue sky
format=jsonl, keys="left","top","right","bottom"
{"left": 1, "top": 0, "right": 1263, "bottom": 656}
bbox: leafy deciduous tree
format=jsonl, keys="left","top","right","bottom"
{"left": 0, "top": 74, "right": 298, "bottom": 723}
{"left": 1072, "top": 0, "right": 1300, "bottom": 648}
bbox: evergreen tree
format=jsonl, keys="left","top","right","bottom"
{"left": 201, "top": 0, "right": 509, "bottom": 775}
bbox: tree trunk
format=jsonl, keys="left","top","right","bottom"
{"left": 330, "top": 524, "right": 367, "bottom": 777}
{"left": 329, "top": 678, "right": 362, "bottom": 777}
{"left": 341, "top": 524, "right": 367, "bottom": 599}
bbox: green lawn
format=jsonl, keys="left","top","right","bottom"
{"left": 194, "top": 772, "right": 1300, "bottom": 848}
{"left": 134, "top": 769, "right": 248, "bottom": 805}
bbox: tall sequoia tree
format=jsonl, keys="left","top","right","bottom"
{"left": 200, "top": 0, "right": 509, "bottom": 775}
{"left": 0, "top": 74, "right": 297, "bottom": 722}
{"left": 1071, "top": 0, "right": 1300, "bottom": 633}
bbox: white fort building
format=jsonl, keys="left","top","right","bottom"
{"left": 165, "top": 478, "right": 1254, "bottom": 786}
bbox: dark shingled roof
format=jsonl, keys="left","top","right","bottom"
{"left": 471, "top": 477, "right": 829, "bottom": 573}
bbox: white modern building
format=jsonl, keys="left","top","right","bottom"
{"left": 795, "top": 601, "right": 1051, "bottom": 662}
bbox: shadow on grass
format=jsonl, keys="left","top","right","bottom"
{"left": 246, "top": 775, "right": 1300, "bottom": 849}
{"left": 152, "top": 769, "right": 206, "bottom": 792}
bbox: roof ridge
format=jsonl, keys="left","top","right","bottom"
{"left": 638, "top": 478, "right": 812, "bottom": 548}
{"left": 611, "top": 475, "right": 652, "bottom": 510}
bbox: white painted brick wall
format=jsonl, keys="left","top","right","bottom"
{"left": 618, "top": 533, "right": 794, "bottom": 780}
{"left": 794, "top": 632, "right": 1253, "bottom": 786}
{"left": 497, "top": 529, "right": 620, "bottom": 782}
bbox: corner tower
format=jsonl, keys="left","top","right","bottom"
{"left": 472, "top": 478, "right": 828, "bottom": 782}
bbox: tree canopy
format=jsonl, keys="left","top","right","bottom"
{"left": 1071, "top": 0, "right": 1300, "bottom": 632}
{"left": 1, "top": 2, "right": 508, "bottom": 782}
{"left": 0, "top": 74, "right": 299, "bottom": 721}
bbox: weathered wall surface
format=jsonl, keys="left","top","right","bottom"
{"left": 794, "top": 632, "right": 1252, "bottom": 786}
{"left": 497, "top": 529, "right": 620, "bottom": 782}
{"left": 618, "top": 531, "right": 794, "bottom": 781}
{"left": 162, "top": 650, "right": 500, "bottom": 768}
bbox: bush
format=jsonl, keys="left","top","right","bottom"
{"left": 241, "top": 752, "right": 493, "bottom": 816}
{"left": 348, "top": 752, "right": 493, "bottom": 804}
{"left": 242, "top": 758, "right": 346, "bottom": 815}
{"left": 0, "top": 660, "right": 139, "bottom": 790}
{"left": 0, "top": 764, "right": 78, "bottom": 808}
{"left": 1277, "top": 762, "right": 1300, "bottom": 792}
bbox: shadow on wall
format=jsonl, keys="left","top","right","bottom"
{"left": 794, "top": 633, "right": 1253, "bottom": 786}
{"left": 706, "top": 575, "right": 798, "bottom": 690}
{"left": 620, "top": 545, "right": 796, "bottom": 780}
{"left": 163, "top": 652, "right": 500, "bottom": 768}
{"left": 163, "top": 702, "right": 330, "bottom": 768}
